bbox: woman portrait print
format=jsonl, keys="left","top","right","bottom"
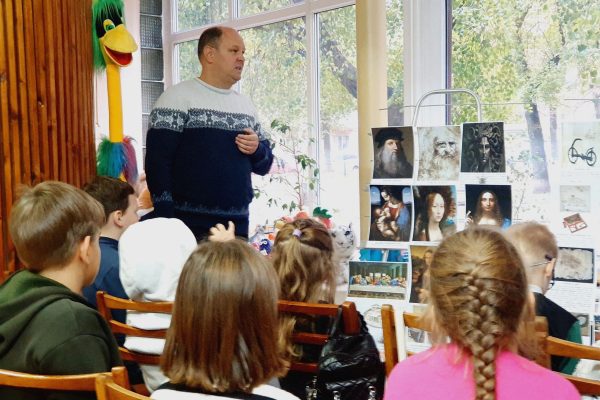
{"left": 413, "top": 186, "right": 456, "bottom": 242}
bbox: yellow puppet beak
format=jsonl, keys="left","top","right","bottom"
{"left": 99, "top": 24, "right": 138, "bottom": 67}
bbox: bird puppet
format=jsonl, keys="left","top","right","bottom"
{"left": 92, "top": 0, "right": 138, "bottom": 184}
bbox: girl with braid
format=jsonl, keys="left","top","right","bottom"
{"left": 384, "top": 227, "right": 578, "bottom": 400}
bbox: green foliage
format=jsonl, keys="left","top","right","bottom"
{"left": 240, "top": 19, "right": 308, "bottom": 130}
{"left": 239, "top": 0, "right": 297, "bottom": 17}
{"left": 452, "top": 0, "right": 600, "bottom": 123}
{"left": 253, "top": 119, "right": 319, "bottom": 213}
{"left": 177, "top": 40, "right": 200, "bottom": 82}
{"left": 174, "top": 0, "right": 228, "bottom": 31}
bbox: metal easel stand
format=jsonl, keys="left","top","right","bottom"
{"left": 411, "top": 88, "right": 483, "bottom": 127}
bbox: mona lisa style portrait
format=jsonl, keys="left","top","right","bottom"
{"left": 464, "top": 184, "right": 512, "bottom": 229}
{"left": 412, "top": 185, "right": 457, "bottom": 242}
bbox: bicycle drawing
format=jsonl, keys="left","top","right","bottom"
{"left": 568, "top": 138, "right": 597, "bottom": 166}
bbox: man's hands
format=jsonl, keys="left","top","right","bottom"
{"left": 208, "top": 221, "right": 236, "bottom": 242}
{"left": 236, "top": 128, "right": 259, "bottom": 155}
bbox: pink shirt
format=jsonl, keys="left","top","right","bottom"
{"left": 384, "top": 344, "right": 579, "bottom": 400}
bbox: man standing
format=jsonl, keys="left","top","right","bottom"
{"left": 145, "top": 26, "right": 273, "bottom": 239}
{"left": 373, "top": 128, "right": 413, "bottom": 179}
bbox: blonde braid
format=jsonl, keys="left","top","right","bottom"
{"left": 429, "top": 227, "right": 529, "bottom": 400}
{"left": 462, "top": 273, "right": 504, "bottom": 400}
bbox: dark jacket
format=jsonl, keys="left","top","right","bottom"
{"left": 0, "top": 270, "right": 122, "bottom": 400}
{"left": 534, "top": 292, "right": 581, "bottom": 374}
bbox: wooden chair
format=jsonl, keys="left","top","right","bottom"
{"left": 381, "top": 306, "right": 429, "bottom": 375}
{"left": 538, "top": 333, "right": 600, "bottom": 396}
{"left": 96, "top": 291, "right": 173, "bottom": 365}
{"left": 381, "top": 304, "right": 399, "bottom": 376}
{"left": 0, "top": 366, "right": 128, "bottom": 393}
{"left": 96, "top": 373, "right": 150, "bottom": 400}
{"left": 381, "top": 306, "right": 553, "bottom": 370}
{"left": 277, "top": 300, "right": 361, "bottom": 373}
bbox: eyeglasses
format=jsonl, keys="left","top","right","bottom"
{"left": 529, "top": 254, "right": 555, "bottom": 289}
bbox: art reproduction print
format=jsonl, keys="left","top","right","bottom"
{"left": 409, "top": 245, "right": 437, "bottom": 304}
{"left": 359, "top": 248, "right": 408, "bottom": 263}
{"left": 417, "top": 125, "right": 461, "bottom": 181}
{"left": 560, "top": 185, "right": 591, "bottom": 213}
{"left": 348, "top": 261, "right": 408, "bottom": 300}
{"left": 368, "top": 185, "right": 413, "bottom": 243}
{"left": 464, "top": 184, "right": 512, "bottom": 229}
{"left": 554, "top": 247, "right": 594, "bottom": 284}
{"left": 412, "top": 185, "right": 457, "bottom": 242}
{"left": 460, "top": 122, "right": 505, "bottom": 173}
{"left": 372, "top": 127, "right": 414, "bottom": 180}
{"left": 562, "top": 121, "right": 600, "bottom": 169}
{"left": 563, "top": 213, "right": 588, "bottom": 233}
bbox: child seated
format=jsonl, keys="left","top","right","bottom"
{"left": 118, "top": 218, "right": 197, "bottom": 392}
{"left": 82, "top": 175, "right": 139, "bottom": 331}
{"left": 0, "top": 181, "right": 122, "bottom": 400}
{"left": 152, "top": 240, "right": 298, "bottom": 399}
{"left": 384, "top": 227, "right": 578, "bottom": 400}
{"left": 270, "top": 219, "right": 338, "bottom": 398}
{"left": 505, "top": 221, "right": 582, "bottom": 374}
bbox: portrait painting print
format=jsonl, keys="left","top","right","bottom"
{"left": 409, "top": 245, "right": 437, "bottom": 304}
{"left": 412, "top": 185, "right": 457, "bottom": 242}
{"left": 417, "top": 126, "right": 461, "bottom": 181}
{"left": 460, "top": 122, "right": 505, "bottom": 173}
{"left": 465, "top": 184, "right": 512, "bottom": 229}
{"left": 369, "top": 185, "right": 413, "bottom": 243}
{"left": 372, "top": 127, "right": 414, "bottom": 180}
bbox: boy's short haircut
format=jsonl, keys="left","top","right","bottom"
{"left": 505, "top": 221, "right": 558, "bottom": 267}
{"left": 83, "top": 175, "right": 135, "bottom": 220}
{"left": 9, "top": 181, "right": 105, "bottom": 271}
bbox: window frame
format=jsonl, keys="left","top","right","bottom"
{"left": 160, "top": 0, "right": 448, "bottom": 217}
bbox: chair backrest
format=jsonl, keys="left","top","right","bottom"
{"left": 96, "top": 373, "right": 150, "bottom": 400}
{"left": 539, "top": 333, "right": 600, "bottom": 396}
{"left": 381, "top": 304, "right": 399, "bottom": 376}
{"left": 277, "top": 300, "right": 361, "bottom": 374}
{"left": 0, "top": 366, "right": 128, "bottom": 392}
{"left": 96, "top": 291, "right": 173, "bottom": 365}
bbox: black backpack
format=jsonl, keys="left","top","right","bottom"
{"left": 310, "top": 308, "right": 386, "bottom": 400}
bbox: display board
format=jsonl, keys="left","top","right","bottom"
{"left": 349, "top": 118, "right": 600, "bottom": 359}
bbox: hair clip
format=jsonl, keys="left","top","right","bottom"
{"left": 292, "top": 228, "right": 302, "bottom": 238}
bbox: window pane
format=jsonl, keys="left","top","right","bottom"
{"left": 175, "top": 40, "right": 200, "bottom": 83}
{"left": 451, "top": 0, "right": 600, "bottom": 213}
{"left": 387, "top": 0, "right": 404, "bottom": 125}
{"left": 318, "top": 6, "right": 359, "bottom": 228}
{"left": 175, "top": 0, "right": 228, "bottom": 32}
{"left": 239, "top": 0, "right": 302, "bottom": 18}
{"left": 240, "top": 19, "right": 308, "bottom": 226}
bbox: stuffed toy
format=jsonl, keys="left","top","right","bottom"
{"left": 330, "top": 223, "right": 358, "bottom": 285}
{"left": 93, "top": 0, "right": 138, "bottom": 184}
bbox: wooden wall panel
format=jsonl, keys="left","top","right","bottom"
{"left": 0, "top": 0, "right": 95, "bottom": 280}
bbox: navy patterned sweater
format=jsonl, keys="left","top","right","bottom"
{"left": 145, "top": 78, "right": 273, "bottom": 237}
